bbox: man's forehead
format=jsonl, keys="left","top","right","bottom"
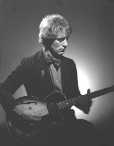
{"left": 56, "top": 30, "right": 67, "bottom": 38}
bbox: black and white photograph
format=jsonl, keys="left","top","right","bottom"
{"left": 0, "top": 0, "right": 114, "bottom": 146}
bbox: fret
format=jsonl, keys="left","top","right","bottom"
{"left": 57, "top": 85, "right": 114, "bottom": 110}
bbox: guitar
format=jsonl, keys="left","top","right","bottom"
{"left": 1, "top": 85, "right": 114, "bottom": 139}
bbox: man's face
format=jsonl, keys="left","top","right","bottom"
{"left": 50, "top": 31, "right": 68, "bottom": 56}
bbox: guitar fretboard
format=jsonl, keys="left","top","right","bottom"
{"left": 57, "top": 85, "right": 114, "bottom": 110}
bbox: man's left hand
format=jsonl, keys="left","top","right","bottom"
{"left": 77, "top": 89, "right": 92, "bottom": 114}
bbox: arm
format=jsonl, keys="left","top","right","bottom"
{"left": 70, "top": 60, "right": 81, "bottom": 97}
{"left": 0, "top": 58, "right": 29, "bottom": 112}
{"left": 70, "top": 60, "right": 92, "bottom": 114}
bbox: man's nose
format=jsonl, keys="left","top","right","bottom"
{"left": 63, "top": 39, "right": 68, "bottom": 47}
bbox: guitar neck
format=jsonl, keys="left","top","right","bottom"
{"left": 89, "top": 86, "right": 114, "bottom": 99}
{"left": 57, "top": 85, "right": 114, "bottom": 110}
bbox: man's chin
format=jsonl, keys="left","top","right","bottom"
{"left": 57, "top": 50, "right": 65, "bottom": 55}
{"left": 53, "top": 52, "right": 64, "bottom": 59}
{"left": 56, "top": 51, "right": 65, "bottom": 56}
{"left": 58, "top": 53, "right": 64, "bottom": 56}
{"left": 49, "top": 49, "right": 64, "bottom": 58}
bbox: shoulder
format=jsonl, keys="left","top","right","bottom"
{"left": 20, "top": 49, "right": 43, "bottom": 67}
{"left": 62, "top": 56, "right": 76, "bottom": 66}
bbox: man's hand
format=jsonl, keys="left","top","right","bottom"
{"left": 77, "top": 89, "right": 92, "bottom": 114}
{"left": 47, "top": 102, "right": 59, "bottom": 116}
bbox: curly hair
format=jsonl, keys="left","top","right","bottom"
{"left": 38, "top": 14, "right": 72, "bottom": 45}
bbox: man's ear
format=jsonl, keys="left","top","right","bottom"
{"left": 42, "top": 38, "right": 55, "bottom": 48}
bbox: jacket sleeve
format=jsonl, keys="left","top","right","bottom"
{"left": 70, "top": 60, "right": 81, "bottom": 97}
{"left": 0, "top": 58, "right": 29, "bottom": 111}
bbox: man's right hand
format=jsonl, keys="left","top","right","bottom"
{"left": 47, "top": 102, "right": 59, "bottom": 116}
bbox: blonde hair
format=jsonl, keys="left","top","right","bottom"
{"left": 38, "top": 14, "right": 72, "bottom": 44}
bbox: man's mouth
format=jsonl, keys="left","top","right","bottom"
{"left": 58, "top": 49, "right": 65, "bottom": 54}
{"left": 60, "top": 48, "right": 66, "bottom": 52}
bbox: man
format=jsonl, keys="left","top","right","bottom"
{"left": 0, "top": 14, "right": 97, "bottom": 146}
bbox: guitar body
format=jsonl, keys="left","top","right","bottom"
{"left": 7, "top": 90, "right": 66, "bottom": 139}
{"left": 5, "top": 85, "right": 114, "bottom": 140}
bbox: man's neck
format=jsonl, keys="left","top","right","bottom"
{"left": 42, "top": 48, "right": 62, "bottom": 68}
{"left": 43, "top": 48, "right": 61, "bottom": 61}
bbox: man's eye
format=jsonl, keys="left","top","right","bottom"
{"left": 56, "top": 37, "right": 66, "bottom": 42}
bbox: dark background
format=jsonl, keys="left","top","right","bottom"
{"left": 0, "top": 0, "right": 114, "bottom": 145}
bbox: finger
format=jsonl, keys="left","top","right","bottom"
{"left": 88, "top": 99, "right": 92, "bottom": 106}
{"left": 84, "top": 107, "right": 90, "bottom": 114}
{"left": 87, "top": 89, "right": 91, "bottom": 95}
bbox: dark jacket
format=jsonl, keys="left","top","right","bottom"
{"left": 0, "top": 49, "right": 80, "bottom": 110}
